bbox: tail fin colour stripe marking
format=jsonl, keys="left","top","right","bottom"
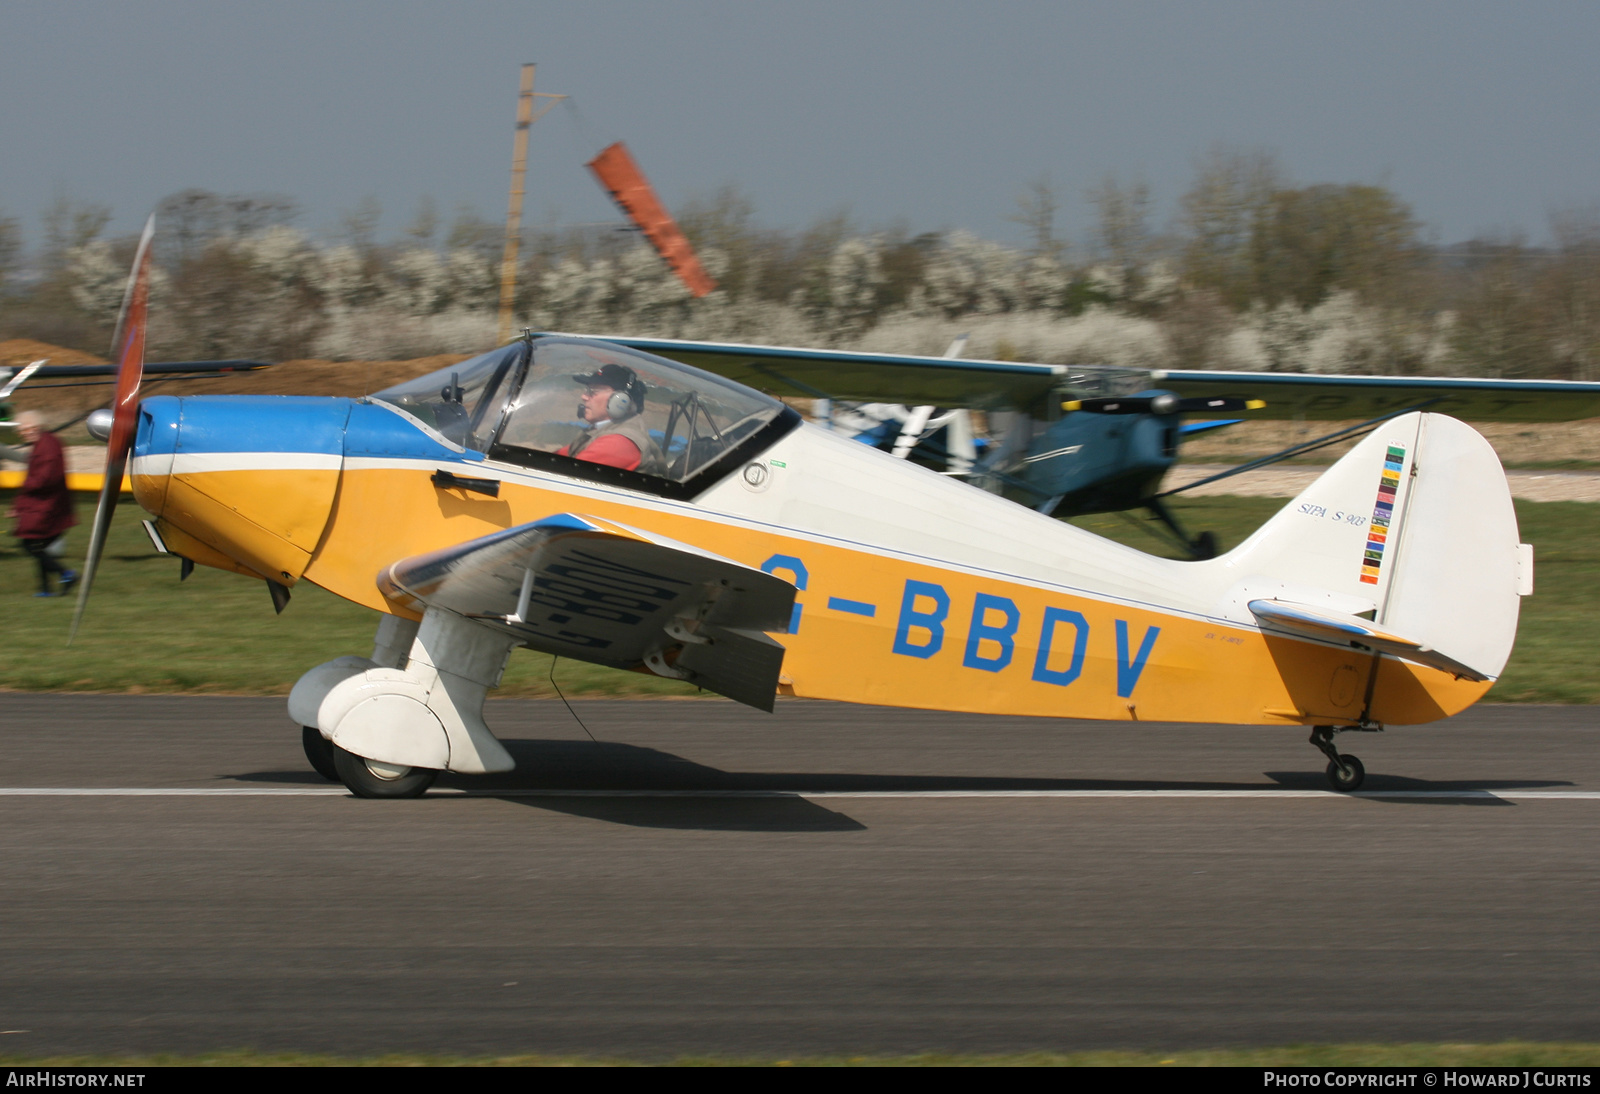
{"left": 1360, "top": 445, "right": 1407, "bottom": 585}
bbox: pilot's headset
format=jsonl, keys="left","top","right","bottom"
{"left": 576, "top": 362, "right": 646, "bottom": 421}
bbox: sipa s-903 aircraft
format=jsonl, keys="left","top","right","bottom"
{"left": 74, "top": 223, "right": 1547, "bottom": 797}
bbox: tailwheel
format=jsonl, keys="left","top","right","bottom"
{"left": 332, "top": 745, "right": 438, "bottom": 799}
{"left": 1325, "top": 754, "right": 1365, "bottom": 793}
{"left": 302, "top": 726, "right": 340, "bottom": 782}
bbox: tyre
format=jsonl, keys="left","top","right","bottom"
{"left": 332, "top": 744, "right": 438, "bottom": 799}
{"left": 1325, "top": 754, "right": 1365, "bottom": 793}
{"left": 302, "top": 725, "right": 340, "bottom": 782}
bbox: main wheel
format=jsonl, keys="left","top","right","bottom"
{"left": 302, "top": 726, "right": 340, "bottom": 782}
{"left": 332, "top": 744, "right": 438, "bottom": 799}
{"left": 1325, "top": 753, "right": 1365, "bottom": 793}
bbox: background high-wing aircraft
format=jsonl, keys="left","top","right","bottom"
{"left": 573, "top": 334, "right": 1600, "bottom": 557}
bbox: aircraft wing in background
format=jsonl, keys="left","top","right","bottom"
{"left": 0, "top": 359, "right": 274, "bottom": 395}
{"left": 576, "top": 333, "right": 1600, "bottom": 421}
{"left": 565, "top": 334, "right": 1069, "bottom": 409}
{"left": 1157, "top": 369, "right": 1600, "bottom": 422}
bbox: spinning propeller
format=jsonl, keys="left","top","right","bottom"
{"left": 69, "top": 215, "right": 155, "bottom": 643}
{"left": 1062, "top": 394, "right": 1266, "bottom": 415}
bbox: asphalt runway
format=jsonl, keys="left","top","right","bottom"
{"left": 1, "top": 694, "right": 1597, "bottom": 1059}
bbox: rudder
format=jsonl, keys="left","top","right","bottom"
{"left": 1211, "top": 412, "right": 1526, "bottom": 685}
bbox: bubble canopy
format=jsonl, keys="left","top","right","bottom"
{"left": 373, "top": 336, "right": 801, "bottom": 497}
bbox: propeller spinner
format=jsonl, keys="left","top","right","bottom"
{"left": 69, "top": 215, "right": 155, "bottom": 643}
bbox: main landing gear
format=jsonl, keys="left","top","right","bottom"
{"left": 1146, "top": 497, "right": 1218, "bottom": 560}
{"left": 302, "top": 725, "right": 340, "bottom": 782}
{"left": 302, "top": 724, "right": 437, "bottom": 798}
{"left": 1310, "top": 725, "right": 1367, "bottom": 792}
{"left": 331, "top": 744, "right": 438, "bottom": 799}
{"left": 290, "top": 610, "right": 518, "bottom": 801}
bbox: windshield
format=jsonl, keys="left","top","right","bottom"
{"left": 493, "top": 338, "right": 788, "bottom": 484}
{"left": 372, "top": 343, "right": 523, "bottom": 451}
{"left": 373, "top": 337, "right": 796, "bottom": 494}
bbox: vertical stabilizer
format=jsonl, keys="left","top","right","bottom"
{"left": 1212, "top": 412, "right": 1523, "bottom": 683}
{"left": 1377, "top": 414, "right": 1524, "bottom": 680}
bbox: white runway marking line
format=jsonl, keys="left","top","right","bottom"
{"left": 0, "top": 787, "right": 1596, "bottom": 801}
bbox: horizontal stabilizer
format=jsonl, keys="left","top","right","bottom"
{"left": 378, "top": 513, "right": 796, "bottom": 711}
{"left": 1247, "top": 598, "right": 1489, "bottom": 682}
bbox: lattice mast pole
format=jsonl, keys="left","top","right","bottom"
{"left": 497, "top": 64, "right": 566, "bottom": 344}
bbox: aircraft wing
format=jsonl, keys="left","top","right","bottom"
{"left": 560, "top": 333, "right": 1065, "bottom": 408}
{"left": 1, "top": 359, "right": 274, "bottom": 394}
{"left": 1159, "top": 370, "right": 1600, "bottom": 422}
{"left": 574, "top": 334, "right": 1600, "bottom": 422}
{"left": 378, "top": 512, "right": 797, "bottom": 711}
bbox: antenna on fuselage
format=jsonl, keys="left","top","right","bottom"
{"left": 497, "top": 63, "right": 568, "bottom": 346}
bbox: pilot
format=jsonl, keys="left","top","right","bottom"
{"left": 560, "top": 363, "right": 666, "bottom": 475}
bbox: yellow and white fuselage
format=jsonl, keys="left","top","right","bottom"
{"left": 130, "top": 377, "right": 1520, "bottom": 735}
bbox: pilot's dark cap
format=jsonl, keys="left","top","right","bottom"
{"left": 571, "top": 363, "right": 637, "bottom": 390}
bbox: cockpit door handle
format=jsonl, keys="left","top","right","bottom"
{"left": 431, "top": 469, "right": 501, "bottom": 498}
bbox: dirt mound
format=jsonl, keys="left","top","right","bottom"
{"left": 2, "top": 351, "right": 472, "bottom": 422}
{"left": 0, "top": 339, "right": 108, "bottom": 368}
{"left": 169, "top": 355, "right": 475, "bottom": 399}
{"left": 3, "top": 340, "right": 468, "bottom": 401}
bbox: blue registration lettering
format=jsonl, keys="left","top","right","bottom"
{"left": 962, "top": 593, "right": 1019, "bottom": 672}
{"left": 1115, "top": 620, "right": 1161, "bottom": 697}
{"left": 760, "top": 554, "right": 807, "bottom": 634}
{"left": 1032, "top": 607, "right": 1089, "bottom": 686}
{"left": 892, "top": 580, "right": 949, "bottom": 658}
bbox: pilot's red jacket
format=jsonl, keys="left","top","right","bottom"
{"left": 12, "top": 430, "right": 75, "bottom": 540}
{"left": 558, "top": 427, "right": 643, "bottom": 471}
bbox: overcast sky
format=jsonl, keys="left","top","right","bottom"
{"left": 3, "top": 1, "right": 1596, "bottom": 252}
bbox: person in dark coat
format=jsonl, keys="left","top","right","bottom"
{"left": 8, "top": 412, "right": 77, "bottom": 597}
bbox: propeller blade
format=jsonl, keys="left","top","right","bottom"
{"left": 1061, "top": 394, "right": 1179, "bottom": 415}
{"left": 1062, "top": 394, "right": 1266, "bottom": 416}
{"left": 69, "top": 214, "right": 155, "bottom": 644}
{"left": 1177, "top": 396, "right": 1268, "bottom": 414}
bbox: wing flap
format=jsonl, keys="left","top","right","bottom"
{"left": 379, "top": 513, "right": 797, "bottom": 711}
{"left": 1247, "top": 598, "right": 1489, "bottom": 682}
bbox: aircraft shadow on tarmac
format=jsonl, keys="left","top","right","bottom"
{"left": 227, "top": 738, "right": 1576, "bottom": 828}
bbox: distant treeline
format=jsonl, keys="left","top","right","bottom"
{"left": 1, "top": 147, "right": 1596, "bottom": 380}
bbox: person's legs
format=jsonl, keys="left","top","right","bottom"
{"left": 21, "top": 538, "right": 64, "bottom": 595}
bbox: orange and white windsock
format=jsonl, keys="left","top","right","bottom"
{"left": 587, "top": 142, "right": 717, "bottom": 298}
